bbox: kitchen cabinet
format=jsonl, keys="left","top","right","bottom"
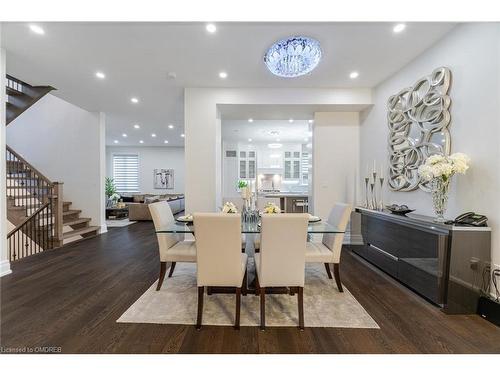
{"left": 239, "top": 150, "right": 256, "bottom": 179}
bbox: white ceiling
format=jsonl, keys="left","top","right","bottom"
{"left": 222, "top": 120, "right": 310, "bottom": 143}
{"left": 1, "top": 22, "right": 456, "bottom": 147}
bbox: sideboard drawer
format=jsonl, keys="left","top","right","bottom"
{"left": 354, "top": 243, "right": 398, "bottom": 278}
{"left": 361, "top": 215, "right": 401, "bottom": 257}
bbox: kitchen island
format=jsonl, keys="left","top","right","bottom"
{"left": 261, "top": 192, "right": 309, "bottom": 213}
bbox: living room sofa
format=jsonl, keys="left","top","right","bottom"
{"left": 124, "top": 194, "right": 185, "bottom": 221}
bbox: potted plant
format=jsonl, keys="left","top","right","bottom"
{"left": 105, "top": 177, "right": 120, "bottom": 208}
{"left": 418, "top": 153, "right": 470, "bottom": 222}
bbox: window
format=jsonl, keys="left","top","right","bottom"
{"left": 113, "top": 154, "right": 139, "bottom": 193}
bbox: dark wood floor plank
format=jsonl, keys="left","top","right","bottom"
{"left": 1, "top": 222, "right": 499, "bottom": 354}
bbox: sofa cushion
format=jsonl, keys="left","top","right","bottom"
{"left": 133, "top": 194, "right": 145, "bottom": 203}
{"left": 144, "top": 195, "right": 160, "bottom": 204}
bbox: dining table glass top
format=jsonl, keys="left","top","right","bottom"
{"left": 156, "top": 219, "right": 345, "bottom": 234}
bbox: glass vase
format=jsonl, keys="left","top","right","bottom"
{"left": 431, "top": 178, "right": 450, "bottom": 223}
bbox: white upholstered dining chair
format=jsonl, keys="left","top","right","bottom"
{"left": 193, "top": 213, "right": 248, "bottom": 330}
{"left": 149, "top": 201, "right": 197, "bottom": 291}
{"left": 255, "top": 213, "right": 309, "bottom": 330}
{"left": 305, "top": 203, "right": 352, "bottom": 292}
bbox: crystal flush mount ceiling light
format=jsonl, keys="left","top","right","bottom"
{"left": 264, "top": 36, "right": 322, "bottom": 78}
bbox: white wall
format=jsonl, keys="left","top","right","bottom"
{"left": 0, "top": 43, "right": 11, "bottom": 277}
{"left": 313, "top": 112, "right": 362, "bottom": 244}
{"left": 6, "top": 94, "right": 106, "bottom": 232}
{"left": 360, "top": 24, "right": 500, "bottom": 268}
{"left": 185, "top": 87, "right": 372, "bottom": 213}
{"left": 106, "top": 146, "right": 185, "bottom": 195}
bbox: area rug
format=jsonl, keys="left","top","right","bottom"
{"left": 117, "top": 261, "right": 379, "bottom": 328}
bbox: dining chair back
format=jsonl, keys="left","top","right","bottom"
{"left": 258, "top": 213, "right": 309, "bottom": 287}
{"left": 149, "top": 201, "right": 197, "bottom": 291}
{"left": 149, "top": 201, "right": 181, "bottom": 252}
{"left": 322, "top": 203, "right": 352, "bottom": 263}
{"left": 193, "top": 213, "right": 245, "bottom": 287}
{"left": 193, "top": 213, "right": 248, "bottom": 330}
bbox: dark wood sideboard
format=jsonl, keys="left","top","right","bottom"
{"left": 354, "top": 207, "right": 491, "bottom": 314}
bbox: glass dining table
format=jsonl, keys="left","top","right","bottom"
{"left": 155, "top": 219, "right": 345, "bottom": 235}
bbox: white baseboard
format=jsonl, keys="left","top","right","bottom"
{"left": 100, "top": 224, "right": 108, "bottom": 234}
{"left": 0, "top": 260, "right": 12, "bottom": 277}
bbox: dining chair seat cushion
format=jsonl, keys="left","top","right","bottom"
{"left": 160, "top": 240, "right": 197, "bottom": 262}
{"left": 305, "top": 241, "right": 334, "bottom": 263}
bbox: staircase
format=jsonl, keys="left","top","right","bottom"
{"left": 5, "top": 76, "right": 100, "bottom": 261}
{"left": 6, "top": 75, "right": 55, "bottom": 125}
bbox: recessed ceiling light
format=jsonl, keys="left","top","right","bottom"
{"left": 180, "top": 133, "right": 185, "bottom": 138}
{"left": 393, "top": 23, "right": 406, "bottom": 33}
{"left": 151, "top": 133, "right": 156, "bottom": 137}
{"left": 133, "top": 124, "right": 140, "bottom": 129}
{"left": 164, "top": 140, "right": 169, "bottom": 144}
{"left": 113, "top": 140, "right": 119, "bottom": 144}
{"left": 248, "top": 118, "right": 254, "bottom": 123}
{"left": 139, "top": 140, "right": 144, "bottom": 144}
{"left": 168, "top": 124, "right": 174, "bottom": 129}
{"left": 131, "top": 97, "right": 139, "bottom": 103}
{"left": 268, "top": 143, "right": 283, "bottom": 149}
{"left": 122, "top": 133, "right": 127, "bottom": 138}
{"left": 29, "top": 24, "right": 45, "bottom": 35}
{"left": 219, "top": 71, "right": 228, "bottom": 79}
{"left": 349, "top": 71, "right": 359, "bottom": 79}
{"left": 248, "top": 138, "right": 252, "bottom": 142}
{"left": 206, "top": 23, "right": 217, "bottom": 33}
{"left": 308, "top": 119, "right": 314, "bottom": 124}
{"left": 288, "top": 118, "right": 294, "bottom": 123}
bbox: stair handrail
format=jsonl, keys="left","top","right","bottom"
{"left": 7, "top": 202, "right": 50, "bottom": 238}
{"left": 6, "top": 145, "right": 54, "bottom": 188}
{"left": 5, "top": 146, "right": 65, "bottom": 260}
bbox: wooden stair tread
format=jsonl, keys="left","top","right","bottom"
{"left": 63, "top": 218, "right": 91, "bottom": 226}
{"left": 63, "top": 226, "right": 99, "bottom": 239}
{"left": 63, "top": 209, "right": 81, "bottom": 216}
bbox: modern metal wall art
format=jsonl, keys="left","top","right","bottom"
{"left": 387, "top": 67, "right": 452, "bottom": 192}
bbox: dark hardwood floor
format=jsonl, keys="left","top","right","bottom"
{"left": 1, "top": 221, "right": 499, "bottom": 354}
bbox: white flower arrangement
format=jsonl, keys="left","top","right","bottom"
{"left": 110, "top": 193, "right": 121, "bottom": 201}
{"left": 418, "top": 152, "right": 470, "bottom": 182}
{"left": 263, "top": 202, "right": 280, "bottom": 214}
{"left": 222, "top": 201, "right": 238, "bottom": 214}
